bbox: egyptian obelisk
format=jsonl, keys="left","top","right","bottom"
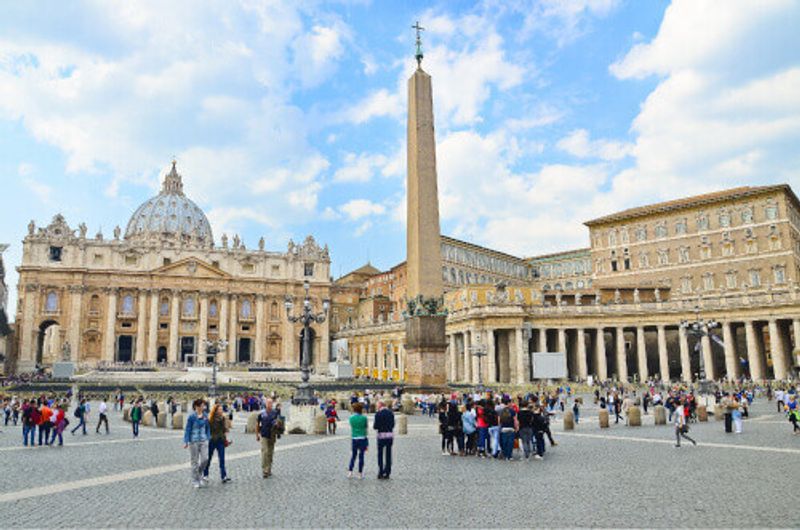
{"left": 404, "top": 22, "right": 447, "bottom": 388}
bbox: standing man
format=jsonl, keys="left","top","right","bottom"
{"left": 96, "top": 399, "right": 109, "bottom": 434}
{"left": 256, "top": 398, "right": 280, "bottom": 478}
{"left": 38, "top": 401, "right": 53, "bottom": 446}
{"left": 21, "top": 399, "right": 37, "bottom": 447}
{"left": 183, "top": 399, "right": 210, "bottom": 489}
{"left": 373, "top": 400, "right": 395, "bottom": 479}
{"left": 674, "top": 398, "right": 697, "bottom": 448}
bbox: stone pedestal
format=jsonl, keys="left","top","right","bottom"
{"left": 52, "top": 362, "right": 75, "bottom": 379}
{"left": 142, "top": 410, "right": 153, "bottom": 426}
{"left": 405, "top": 315, "right": 447, "bottom": 387}
{"left": 628, "top": 406, "right": 642, "bottom": 426}
{"left": 654, "top": 405, "right": 666, "bottom": 425}
{"left": 563, "top": 410, "right": 575, "bottom": 430}
{"left": 171, "top": 412, "right": 184, "bottom": 430}
{"left": 286, "top": 405, "right": 318, "bottom": 435}
{"left": 329, "top": 361, "right": 354, "bottom": 379}
{"left": 599, "top": 409, "right": 609, "bottom": 428}
{"left": 401, "top": 398, "right": 416, "bottom": 415}
{"left": 396, "top": 414, "right": 408, "bottom": 435}
{"left": 157, "top": 412, "right": 167, "bottom": 428}
{"left": 313, "top": 413, "right": 328, "bottom": 435}
{"left": 697, "top": 405, "right": 708, "bottom": 422}
{"left": 246, "top": 412, "right": 259, "bottom": 434}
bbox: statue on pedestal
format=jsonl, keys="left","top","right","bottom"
{"left": 61, "top": 341, "right": 71, "bottom": 362}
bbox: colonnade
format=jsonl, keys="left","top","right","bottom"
{"left": 351, "top": 339, "right": 406, "bottom": 381}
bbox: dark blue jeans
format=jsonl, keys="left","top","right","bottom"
{"left": 71, "top": 417, "right": 86, "bottom": 435}
{"left": 349, "top": 438, "right": 368, "bottom": 473}
{"left": 50, "top": 429, "right": 63, "bottom": 446}
{"left": 204, "top": 439, "right": 227, "bottom": 479}
{"left": 39, "top": 424, "right": 52, "bottom": 446}
{"left": 535, "top": 431, "right": 545, "bottom": 456}
{"left": 477, "top": 427, "right": 489, "bottom": 454}
{"left": 377, "top": 438, "right": 393, "bottom": 477}
{"left": 132, "top": 421, "right": 139, "bottom": 437}
{"left": 500, "top": 430, "right": 515, "bottom": 459}
{"left": 22, "top": 424, "right": 35, "bottom": 446}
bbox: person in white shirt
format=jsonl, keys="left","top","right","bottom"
{"left": 96, "top": 399, "right": 109, "bottom": 434}
{"left": 776, "top": 389, "right": 785, "bottom": 413}
{"left": 674, "top": 401, "right": 696, "bottom": 447}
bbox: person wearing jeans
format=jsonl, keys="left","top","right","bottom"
{"left": 348, "top": 403, "right": 368, "bottom": 478}
{"left": 373, "top": 400, "right": 395, "bottom": 479}
{"left": 183, "top": 399, "right": 210, "bottom": 489}
{"left": 517, "top": 403, "right": 535, "bottom": 459}
{"left": 21, "top": 400, "right": 37, "bottom": 447}
{"left": 203, "top": 403, "right": 231, "bottom": 483}
{"left": 71, "top": 400, "right": 87, "bottom": 435}
{"left": 131, "top": 401, "right": 143, "bottom": 438}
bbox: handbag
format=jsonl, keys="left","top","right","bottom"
{"left": 224, "top": 438, "right": 232, "bottom": 448}
{"left": 681, "top": 424, "right": 689, "bottom": 434}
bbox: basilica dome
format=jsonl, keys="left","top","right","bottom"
{"left": 124, "top": 161, "right": 213, "bottom": 244}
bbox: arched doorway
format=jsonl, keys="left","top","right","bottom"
{"left": 298, "top": 328, "right": 316, "bottom": 368}
{"left": 36, "top": 320, "right": 60, "bottom": 366}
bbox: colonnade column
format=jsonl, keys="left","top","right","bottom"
{"left": 657, "top": 325, "right": 669, "bottom": 382}
{"left": 537, "top": 328, "right": 547, "bottom": 354}
{"left": 367, "top": 343, "right": 375, "bottom": 377}
{"left": 515, "top": 327, "right": 529, "bottom": 384}
{"left": 67, "top": 286, "right": 83, "bottom": 362}
{"left": 218, "top": 296, "right": 229, "bottom": 357}
{"left": 744, "top": 321, "right": 763, "bottom": 381}
{"left": 147, "top": 290, "right": 159, "bottom": 362}
{"left": 487, "top": 329, "right": 496, "bottom": 383}
{"left": 722, "top": 321, "right": 737, "bottom": 381}
{"left": 19, "top": 285, "right": 38, "bottom": 363}
{"left": 595, "top": 327, "right": 607, "bottom": 381}
{"left": 254, "top": 295, "right": 265, "bottom": 363}
{"left": 793, "top": 319, "right": 800, "bottom": 369}
{"left": 449, "top": 334, "right": 457, "bottom": 382}
{"left": 557, "top": 328, "right": 567, "bottom": 354}
{"left": 167, "top": 289, "right": 179, "bottom": 364}
{"left": 135, "top": 289, "right": 148, "bottom": 362}
{"left": 463, "top": 330, "right": 473, "bottom": 384}
{"left": 636, "top": 326, "right": 648, "bottom": 382}
{"left": 768, "top": 319, "right": 787, "bottom": 380}
{"left": 103, "top": 288, "right": 118, "bottom": 363}
{"left": 678, "top": 325, "right": 691, "bottom": 382}
{"left": 576, "top": 328, "right": 588, "bottom": 381}
{"left": 701, "top": 333, "right": 714, "bottom": 380}
{"left": 615, "top": 327, "right": 627, "bottom": 382}
{"left": 228, "top": 296, "right": 238, "bottom": 363}
{"left": 199, "top": 295, "right": 209, "bottom": 361}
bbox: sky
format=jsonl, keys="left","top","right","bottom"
{"left": 1, "top": 0, "right": 800, "bottom": 318}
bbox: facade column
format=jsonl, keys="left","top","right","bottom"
{"left": 793, "top": 319, "right": 800, "bottom": 370}
{"left": 679, "top": 325, "right": 691, "bottom": 382}
{"left": 595, "top": 327, "right": 607, "bottom": 381}
{"left": 199, "top": 295, "right": 209, "bottom": 361}
{"left": 449, "top": 334, "right": 457, "bottom": 382}
{"left": 657, "top": 325, "right": 669, "bottom": 382}
{"left": 367, "top": 343, "right": 375, "bottom": 377}
{"left": 537, "top": 327, "right": 547, "bottom": 353}
{"left": 722, "top": 321, "right": 737, "bottom": 381}
{"left": 67, "top": 286, "right": 83, "bottom": 362}
{"left": 167, "top": 290, "right": 180, "bottom": 364}
{"left": 769, "top": 319, "right": 787, "bottom": 380}
{"left": 744, "top": 321, "right": 764, "bottom": 381}
{"left": 463, "top": 330, "right": 473, "bottom": 384}
{"left": 636, "top": 326, "right": 648, "bottom": 382}
{"left": 135, "top": 289, "right": 148, "bottom": 362}
{"left": 19, "top": 285, "right": 39, "bottom": 364}
{"left": 228, "top": 295, "right": 238, "bottom": 363}
{"left": 102, "top": 288, "right": 118, "bottom": 363}
{"left": 254, "top": 295, "right": 265, "bottom": 363}
{"left": 557, "top": 328, "right": 567, "bottom": 353}
{"left": 576, "top": 328, "right": 588, "bottom": 381}
{"left": 487, "top": 329, "right": 497, "bottom": 383}
{"left": 615, "top": 327, "right": 627, "bottom": 382}
{"left": 515, "top": 327, "right": 529, "bottom": 384}
{"left": 147, "top": 290, "right": 159, "bottom": 362}
{"left": 218, "top": 295, "right": 229, "bottom": 345}
{"left": 701, "top": 333, "right": 715, "bottom": 380}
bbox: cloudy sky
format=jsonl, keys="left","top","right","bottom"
{"left": 2, "top": 0, "right": 799, "bottom": 315}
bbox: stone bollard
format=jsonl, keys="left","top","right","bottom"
{"left": 157, "top": 412, "right": 167, "bottom": 428}
{"left": 697, "top": 405, "right": 708, "bottom": 422}
{"left": 563, "top": 410, "right": 575, "bottom": 430}
{"left": 123, "top": 406, "right": 131, "bottom": 423}
{"left": 599, "top": 408, "right": 610, "bottom": 428}
{"left": 654, "top": 405, "right": 666, "bottom": 425}
{"left": 172, "top": 412, "right": 184, "bottom": 430}
{"left": 246, "top": 412, "right": 259, "bottom": 434}
{"left": 142, "top": 410, "right": 153, "bottom": 427}
{"left": 396, "top": 414, "right": 408, "bottom": 435}
{"left": 401, "top": 399, "right": 416, "bottom": 416}
{"left": 314, "top": 413, "right": 328, "bottom": 435}
{"left": 714, "top": 404, "right": 726, "bottom": 421}
{"left": 627, "top": 406, "right": 642, "bottom": 427}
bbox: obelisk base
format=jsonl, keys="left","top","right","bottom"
{"left": 404, "top": 315, "right": 448, "bottom": 388}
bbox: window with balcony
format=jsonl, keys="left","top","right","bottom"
{"left": 657, "top": 249, "right": 669, "bottom": 266}
{"left": 774, "top": 266, "right": 786, "bottom": 285}
{"left": 681, "top": 276, "right": 693, "bottom": 294}
{"left": 703, "top": 273, "right": 715, "bottom": 291}
{"left": 726, "top": 271, "right": 737, "bottom": 289}
{"left": 675, "top": 218, "right": 688, "bottom": 235}
{"left": 749, "top": 269, "right": 761, "bottom": 288}
{"left": 678, "top": 246, "right": 690, "bottom": 264}
{"left": 697, "top": 213, "right": 710, "bottom": 231}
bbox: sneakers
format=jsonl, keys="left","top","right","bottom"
{"left": 533, "top": 455, "right": 543, "bottom": 460}
{"left": 441, "top": 450, "right": 448, "bottom": 456}
{"left": 358, "top": 472, "right": 365, "bottom": 479}
{"left": 192, "top": 482, "right": 201, "bottom": 489}
{"left": 201, "top": 477, "right": 209, "bottom": 485}
{"left": 221, "top": 477, "right": 232, "bottom": 484}
{"left": 347, "top": 471, "right": 353, "bottom": 478}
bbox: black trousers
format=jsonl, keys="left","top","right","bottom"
{"left": 377, "top": 438, "right": 393, "bottom": 477}
{"left": 724, "top": 413, "right": 732, "bottom": 433}
{"left": 96, "top": 413, "right": 109, "bottom": 433}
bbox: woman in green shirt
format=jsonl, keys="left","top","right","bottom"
{"left": 348, "top": 402, "right": 368, "bottom": 478}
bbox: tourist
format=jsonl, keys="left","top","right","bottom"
{"left": 131, "top": 399, "right": 143, "bottom": 438}
{"left": 150, "top": 401, "right": 160, "bottom": 427}
{"left": 373, "top": 400, "right": 394, "bottom": 479}
{"left": 203, "top": 402, "right": 231, "bottom": 484}
{"left": 785, "top": 393, "right": 799, "bottom": 434}
{"left": 674, "top": 399, "right": 696, "bottom": 447}
{"left": 732, "top": 397, "right": 744, "bottom": 434}
{"left": 96, "top": 399, "right": 109, "bottom": 434}
{"left": 256, "top": 398, "right": 280, "bottom": 478}
{"left": 487, "top": 400, "right": 501, "bottom": 457}
{"left": 572, "top": 398, "right": 581, "bottom": 424}
{"left": 531, "top": 405, "right": 547, "bottom": 460}
{"left": 445, "top": 401, "right": 462, "bottom": 455}
{"left": 517, "top": 403, "right": 534, "bottom": 459}
{"left": 325, "top": 402, "right": 339, "bottom": 434}
{"left": 71, "top": 399, "right": 87, "bottom": 435}
{"left": 475, "top": 400, "right": 489, "bottom": 458}
{"left": 184, "top": 399, "right": 211, "bottom": 489}
{"left": 776, "top": 388, "right": 785, "bottom": 413}
{"left": 462, "top": 402, "right": 477, "bottom": 455}
{"left": 21, "top": 399, "right": 37, "bottom": 446}
{"left": 348, "top": 402, "right": 368, "bottom": 478}
{"left": 438, "top": 403, "right": 448, "bottom": 455}
{"left": 498, "top": 403, "right": 518, "bottom": 460}
{"left": 39, "top": 401, "right": 53, "bottom": 446}
{"left": 51, "top": 403, "right": 67, "bottom": 446}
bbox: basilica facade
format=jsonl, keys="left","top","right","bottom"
{"left": 13, "top": 162, "right": 332, "bottom": 373}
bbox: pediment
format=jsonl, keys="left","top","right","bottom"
{"left": 153, "top": 258, "right": 230, "bottom": 279}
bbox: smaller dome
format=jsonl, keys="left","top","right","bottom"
{"left": 124, "top": 161, "right": 213, "bottom": 244}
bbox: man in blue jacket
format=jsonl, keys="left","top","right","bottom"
{"left": 373, "top": 400, "right": 395, "bottom": 479}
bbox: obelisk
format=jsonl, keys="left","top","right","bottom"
{"left": 404, "top": 22, "right": 447, "bottom": 388}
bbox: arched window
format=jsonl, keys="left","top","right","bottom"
{"left": 209, "top": 300, "right": 218, "bottom": 318}
{"left": 270, "top": 301, "right": 279, "bottom": 320}
{"left": 183, "top": 297, "right": 195, "bottom": 316}
{"left": 89, "top": 294, "right": 101, "bottom": 313}
{"left": 122, "top": 294, "right": 135, "bottom": 315}
{"left": 45, "top": 291, "right": 58, "bottom": 312}
{"left": 240, "top": 299, "right": 252, "bottom": 318}
{"left": 160, "top": 297, "right": 170, "bottom": 316}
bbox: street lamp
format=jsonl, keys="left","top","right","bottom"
{"left": 203, "top": 338, "right": 228, "bottom": 398}
{"left": 680, "top": 305, "right": 719, "bottom": 393}
{"left": 468, "top": 331, "right": 488, "bottom": 392}
{"left": 285, "top": 280, "right": 330, "bottom": 405}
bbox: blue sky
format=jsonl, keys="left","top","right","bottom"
{"left": 2, "top": 0, "right": 800, "bottom": 316}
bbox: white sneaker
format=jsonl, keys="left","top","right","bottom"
{"left": 347, "top": 471, "right": 353, "bottom": 478}
{"left": 533, "top": 455, "right": 543, "bottom": 460}
{"left": 192, "top": 482, "right": 201, "bottom": 489}
{"left": 441, "top": 450, "right": 448, "bottom": 456}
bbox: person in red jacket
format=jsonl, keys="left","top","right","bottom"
{"left": 51, "top": 405, "right": 67, "bottom": 446}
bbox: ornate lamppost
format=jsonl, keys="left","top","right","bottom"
{"left": 680, "top": 305, "right": 719, "bottom": 394}
{"left": 285, "top": 281, "right": 330, "bottom": 405}
{"left": 468, "top": 331, "right": 488, "bottom": 393}
{"left": 203, "top": 338, "right": 228, "bottom": 398}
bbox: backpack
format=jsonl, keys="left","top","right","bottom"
{"left": 500, "top": 407, "right": 511, "bottom": 424}
{"left": 74, "top": 406, "right": 82, "bottom": 419}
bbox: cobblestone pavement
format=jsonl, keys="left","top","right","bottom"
{"left": 0, "top": 397, "right": 798, "bottom": 528}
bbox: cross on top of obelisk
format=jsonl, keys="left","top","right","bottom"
{"left": 412, "top": 21, "right": 425, "bottom": 67}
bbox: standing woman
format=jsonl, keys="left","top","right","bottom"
{"left": 348, "top": 402, "right": 368, "bottom": 478}
{"left": 130, "top": 400, "right": 143, "bottom": 439}
{"left": 203, "top": 402, "right": 231, "bottom": 483}
{"left": 674, "top": 399, "right": 697, "bottom": 447}
{"left": 438, "top": 403, "right": 449, "bottom": 456}
{"left": 461, "top": 402, "right": 477, "bottom": 456}
{"left": 184, "top": 399, "right": 211, "bottom": 489}
{"left": 475, "top": 400, "right": 489, "bottom": 458}
{"left": 732, "top": 396, "right": 744, "bottom": 434}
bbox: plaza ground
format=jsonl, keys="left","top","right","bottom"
{"left": 0, "top": 397, "right": 798, "bottom": 528}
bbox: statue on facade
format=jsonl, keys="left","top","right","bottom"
{"left": 113, "top": 226, "right": 121, "bottom": 240}
{"left": 233, "top": 234, "right": 240, "bottom": 249}
{"left": 555, "top": 291, "right": 563, "bottom": 306}
{"left": 614, "top": 289, "right": 622, "bottom": 304}
{"left": 95, "top": 229, "right": 103, "bottom": 241}
{"left": 28, "top": 220, "right": 35, "bottom": 236}
{"left": 654, "top": 288, "right": 661, "bottom": 302}
{"left": 78, "top": 223, "right": 87, "bottom": 238}
{"left": 221, "top": 233, "right": 228, "bottom": 248}
{"left": 258, "top": 237, "right": 265, "bottom": 251}
{"left": 61, "top": 341, "right": 71, "bottom": 362}
{"left": 575, "top": 292, "right": 582, "bottom": 306}
{"left": 633, "top": 288, "right": 640, "bottom": 304}
{"left": 594, "top": 294, "right": 600, "bottom": 305}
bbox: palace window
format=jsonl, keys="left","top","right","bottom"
{"left": 719, "top": 210, "right": 731, "bottom": 228}
{"left": 638, "top": 252, "right": 650, "bottom": 269}
{"left": 242, "top": 263, "right": 255, "bottom": 274}
{"left": 749, "top": 269, "right": 761, "bottom": 288}
{"left": 703, "top": 273, "right": 715, "bottom": 291}
{"left": 635, "top": 226, "right": 647, "bottom": 242}
{"left": 722, "top": 241, "right": 734, "bottom": 257}
{"left": 160, "top": 297, "right": 170, "bottom": 316}
{"left": 741, "top": 206, "right": 754, "bottom": 224}
{"left": 765, "top": 201, "right": 778, "bottom": 220}
{"left": 657, "top": 249, "right": 669, "bottom": 266}
{"left": 45, "top": 291, "right": 59, "bottom": 312}
{"left": 89, "top": 294, "right": 101, "bottom": 314}
{"left": 304, "top": 263, "right": 314, "bottom": 277}
{"left": 608, "top": 230, "right": 617, "bottom": 247}
{"left": 240, "top": 299, "right": 253, "bottom": 319}
{"left": 209, "top": 301, "right": 218, "bottom": 318}
{"left": 774, "top": 266, "right": 786, "bottom": 285}
{"left": 655, "top": 223, "right": 667, "bottom": 239}
{"left": 678, "top": 246, "right": 690, "bottom": 264}
{"left": 121, "top": 294, "right": 135, "bottom": 315}
{"left": 745, "top": 238, "right": 758, "bottom": 254}
{"left": 675, "top": 218, "right": 688, "bottom": 235}
{"left": 620, "top": 229, "right": 630, "bottom": 244}
{"left": 680, "top": 277, "right": 693, "bottom": 294}
{"left": 726, "top": 271, "right": 738, "bottom": 289}
{"left": 697, "top": 213, "right": 710, "bottom": 231}
{"left": 183, "top": 297, "right": 196, "bottom": 316}
{"left": 49, "top": 246, "right": 63, "bottom": 262}
{"left": 125, "top": 255, "right": 138, "bottom": 266}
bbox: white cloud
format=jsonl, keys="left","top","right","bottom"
{"left": 339, "top": 199, "right": 386, "bottom": 221}
{"left": 557, "top": 129, "right": 632, "bottom": 161}
{"left": 514, "top": 0, "right": 622, "bottom": 46}
{"left": 341, "top": 88, "right": 403, "bottom": 124}
{"left": 333, "top": 152, "right": 390, "bottom": 183}
{"left": 23, "top": 178, "right": 53, "bottom": 204}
